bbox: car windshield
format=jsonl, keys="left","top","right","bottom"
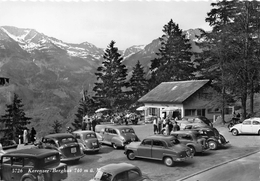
{"left": 199, "top": 117, "right": 211, "bottom": 124}
{"left": 85, "top": 133, "right": 97, "bottom": 139}
{"left": 121, "top": 128, "right": 135, "bottom": 134}
{"left": 58, "top": 137, "right": 77, "bottom": 146}
{"left": 93, "top": 170, "right": 112, "bottom": 181}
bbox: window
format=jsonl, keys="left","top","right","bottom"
{"left": 180, "top": 134, "right": 192, "bottom": 140}
{"left": 2, "top": 156, "right": 11, "bottom": 164}
{"left": 24, "top": 158, "right": 34, "bottom": 166}
{"left": 197, "top": 109, "right": 205, "bottom": 116}
{"left": 142, "top": 139, "right": 152, "bottom": 146}
{"left": 128, "top": 170, "right": 141, "bottom": 181}
{"left": 148, "top": 108, "right": 159, "bottom": 116}
{"left": 153, "top": 140, "right": 164, "bottom": 147}
{"left": 121, "top": 129, "right": 134, "bottom": 134}
{"left": 185, "top": 109, "right": 196, "bottom": 116}
{"left": 44, "top": 155, "right": 58, "bottom": 164}
{"left": 114, "top": 171, "right": 127, "bottom": 181}
{"left": 12, "top": 157, "right": 23, "bottom": 166}
{"left": 252, "top": 121, "right": 260, "bottom": 125}
{"left": 85, "top": 133, "right": 96, "bottom": 139}
{"left": 108, "top": 129, "right": 117, "bottom": 135}
{"left": 243, "top": 121, "right": 251, "bottom": 125}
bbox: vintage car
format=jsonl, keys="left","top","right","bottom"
{"left": 90, "top": 162, "right": 151, "bottom": 181}
{"left": 37, "top": 133, "right": 84, "bottom": 162}
{"left": 72, "top": 130, "right": 101, "bottom": 153}
{"left": 185, "top": 126, "right": 229, "bottom": 150}
{"left": 177, "top": 116, "right": 213, "bottom": 130}
{"left": 0, "top": 138, "right": 18, "bottom": 150}
{"left": 95, "top": 125, "right": 140, "bottom": 149}
{"left": 0, "top": 148, "right": 68, "bottom": 181}
{"left": 124, "top": 135, "right": 193, "bottom": 167}
{"left": 170, "top": 130, "right": 209, "bottom": 155}
{"left": 230, "top": 117, "right": 260, "bottom": 136}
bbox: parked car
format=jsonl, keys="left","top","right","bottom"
{"left": 0, "top": 138, "right": 18, "bottom": 150}
{"left": 0, "top": 148, "right": 68, "bottom": 181}
{"left": 90, "top": 162, "right": 151, "bottom": 181}
{"left": 72, "top": 130, "right": 101, "bottom": 153}
{"left": 124, "top": 135, "right": 193, "bottom": 167}
{"left": 37, "top": 133, "right": 84, "bottom": 162}
{"left": 185, "top": 126, "right": 229, "bottom": 150}
{"left": 230, "top": 117, "right": 260, "bottom": 136}
{"left": 95, "top": 125, "right": 140, "bottom": 149}
{"left": 170, "top": 130, "right": 209, "bottom": 155}
{"left": 177, "top": 116, "right": 213, "bottom": 130}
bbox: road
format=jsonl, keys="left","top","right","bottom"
{"left": 62, "top": 123, "right": 260, "bottom": 181}
{"left": 180, "top": 151, "right": 260, "bottom": 181}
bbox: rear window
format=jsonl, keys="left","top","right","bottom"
{"left": 121, "top": 128, "right": 135, "bottom": 134}
{"left": 85, "top": 133, "right": 97, "bottom": 139}
{"left": 93, "top": 170, "right": 112, "bottom": 181}
{"left": 43, "top": 154, "right": 59, "bottom": 166}
{"left": 58, "top": 137, "right": 77, "bottom": 146}
{"left": 199, "top": 117, "right": 211, "bottom": 124}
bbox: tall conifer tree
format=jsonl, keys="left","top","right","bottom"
{"left": 93, "top": 41, "right": 128, "bottom": 112}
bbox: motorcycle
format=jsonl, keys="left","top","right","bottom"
{"left": 227, "top": 117, "right": 241, "bottom": 129}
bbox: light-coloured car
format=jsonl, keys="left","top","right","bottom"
{"left": 177, "top": 116, "right": 213, "bottom": 130}
{"left": 72, "top": 130, "right": 101, "bottom": 153}
{"left": 90, "top": 162, "right": 151, "bottom": 181}
{"left": 95, "top": 125, "right": 140, "bottom": 149}
{"left": 230, "top": 117, "right": 260, "bottom": 136}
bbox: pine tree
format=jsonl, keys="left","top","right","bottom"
{"left": 93, "top": 40, "right": 128, "bottom": 112}
{"left": 129, "top": 60, "right": 148, "bottom": 102}
{"left": 1, "top": 93, "right": 31, "bottom": 139}
{"left": 150, "top": 19, "right": 196, "bottom": 89}
{"left": 50, "top": 120, "right": 62, "bottom": 134}
{"left": 72, "top": 90, "right": 96, "bottom": 130}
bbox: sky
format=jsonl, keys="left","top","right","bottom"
{"left": 0, "top": 0, "right": 214, "bottom": 50}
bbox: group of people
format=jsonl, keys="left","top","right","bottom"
{"left": 153, "top": 117, "right": 180, "bottom": 135}
{"left": 81, "top": 114, "right": 98, "bottom": 132}
{"left": 23, "top": 127, "right": 37, "bottom": 145}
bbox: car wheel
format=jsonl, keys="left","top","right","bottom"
{"left": 208, "top": 141, "right": 218, "bottom": 150}
{"left": 127, "top": 151, "right": 136, "bottom": 160}
{"left": 187, "top": 145, "right": 196, "bottom": 156}
{"left": 258, "top": 130, "right": 260, "bottom": 135}
{"left": 164, "top": 157, "right": 174, "bottom": 167}
{"left": 23, "top": 178, "right": 34, "bottom": 181}
{"left": 232, "top": 129, "right": 238, "bottom": 136}
{"left": 112, "top": 143, "right": 118, "bottom": 149}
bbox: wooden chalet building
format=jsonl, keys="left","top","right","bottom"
{"left": 138, "top": 79, "right": 233, "bottom": 121}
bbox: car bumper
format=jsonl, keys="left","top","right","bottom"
{"left": 60, "top": 154, "right": 84, "bottom": 162}
{"left": 173, "top": 155, "right": 193, "bottom": 162}
{"left": 83, "top": 147, "right": 100, "bottom": 152}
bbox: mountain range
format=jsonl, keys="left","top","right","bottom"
{"left": 0, "top": 26, "right": 202, "bottom": 137}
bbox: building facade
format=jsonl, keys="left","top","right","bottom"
{"left": 138, "top": 80, "right": 233, "bottom": 121}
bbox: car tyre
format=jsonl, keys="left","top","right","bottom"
{"left": 208, "top": 141, "right": 217, "bottom": 150}
{"left": 164, "top": 157, "right": 174, "bottom": 167}
{"left": 187, "top": 145, "right": 196, "bottom": 156}
{"left": 232, "top": 129, "right": 238, "bottom": 136}
{"left": 127, "top": 151, "right": 136, "bottom": 160}
{"left": 112, "top": 143, "right": 118, "bottom": 149}
{"left": 258, "top": 130, "right": 260, "bottom": 135}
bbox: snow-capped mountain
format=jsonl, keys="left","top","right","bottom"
{"left": 0, "top": 26, "right": 202, "bottom": 137}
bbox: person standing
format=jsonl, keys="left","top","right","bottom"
{"left": 153, "top": 117, "right": 158, "bottom": 134}
{"left": 92, "top": 115, "right": 97, "bottom": 132}
{"left": 23, "top": 128, "right": 28, "bottom": 145}
{"left": 157, "top": 117, "right": 162, "bottom": 134}
{"left": 30, "top": 127, "right": 37, "bottom": 144}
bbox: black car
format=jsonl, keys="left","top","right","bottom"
{"left": 185, "top": 126, "right": 229, "bottom": 150}
{"left": 0, "top": 138, "right": 18, "bottom": 150}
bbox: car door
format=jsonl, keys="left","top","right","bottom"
{"left": 151, "top": 140, "right": 165, "bottom": 160}
{"left": 102, "top": 128, "right": 112, "bottom": 143}
{"left": 241, "top": 120, "right": 252, "bottom": 133}
{"left": 177, "top": 134, "right": 193, "bottom": 145}
{"left": 10, "top": 156, "right": 25, "bottom": 181}
{"left": 251, "top": 120, "right": 260, "bottom": 133}
{"left": 137, "top": 139, "right": 152, "bottom": 158}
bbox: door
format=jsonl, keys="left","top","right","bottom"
{"left": 137, "top": 139, "right": 152, "bottom": 158}
{"left": 103, "top": 128, "right": 113, "bottom": 143}
{"left": 241, "top": 120, "right": 252, "bottom": 133}
{"left": 151, "top": 140, "right": 165, "bottom": 159}
{"left": 251, "top": 120, "right": 260, "bottom": 133}
{"left": 11, "top": 156, "right": 25, "bottom": 181}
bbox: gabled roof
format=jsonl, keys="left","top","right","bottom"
{"left": 138, "top": 79, "right": 210, "bottom": 104}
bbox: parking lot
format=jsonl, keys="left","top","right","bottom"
{"left": 61, "top": 123, "right": 260, "bottom": 181}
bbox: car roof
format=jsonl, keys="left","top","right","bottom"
{"left": 96, "top": 125, "right": 134, "bottom": 130}
{"left": 145, "top": 135, "right": 175, "bottom": 140}
{"left": 246, "top": 117, "right": 260, "bottom": 121}
{"left": 99, "top": 163, "right": 139, "bottom": 175}
{"left": 171, "top": 130, "right": 198, "bottom": 134}
{"left": 73, "top": 130, "right": 95, "bottom": 134}
{"left": 44, "top": 133, "right": 75, "bottom": 139}
{"left": 3, "top": 148, "right": 58, "bottom": 158}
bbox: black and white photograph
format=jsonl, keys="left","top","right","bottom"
{"left": 0, "top": 0, "right": 260, "bottom": 181}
